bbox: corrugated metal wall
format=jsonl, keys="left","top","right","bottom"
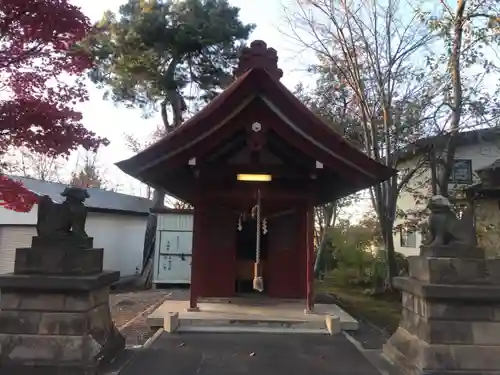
{"left": 157, "top": 213, "right": 194, "bottom": 232}
{"left": 0, "top": 226, "right": 37, "bottom": 274}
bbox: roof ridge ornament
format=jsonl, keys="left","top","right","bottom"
{"left": 234, "top": 40, "right": 283, "bottom": 81}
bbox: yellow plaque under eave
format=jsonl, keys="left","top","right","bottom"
{"left": 236, "top": 174, "right": 272, "bottom": 182}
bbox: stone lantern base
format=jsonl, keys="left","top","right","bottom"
{"left": 0, "top": 240, "right": 125, "bottom": 375}
{"left": 384, "top": 246, "right": 500, "bottom": 375}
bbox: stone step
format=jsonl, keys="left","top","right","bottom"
{"left": 177, "top": 324, "right": 330, "bottom": 334}
{"left": 170, "top": 315, "right": 341, "bottom": 335}
{"left": 180, "top": 317, "right": 312, "bottom": 327}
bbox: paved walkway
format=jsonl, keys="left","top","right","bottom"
{"left": 119, "top": 333, "right": 382, "bottom": 375}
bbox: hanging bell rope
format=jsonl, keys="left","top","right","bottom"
{"left": 253, "top": 189, "right": 264, "bottom": 292}
{"left": 237, "top": 214, "right": 243, "bottom": 231}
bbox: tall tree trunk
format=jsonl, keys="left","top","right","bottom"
{"left": 167, "top": 89, "right": 184, "bottom": 127}
{"left": 160, "top": 99, "right": 170, "bottom": 130}
{"left": 430, "top": 145, "right": 438, "bottom": 195}
{"left": 314, "top": 203, "right": 336, "bottom": 274}
{"left": 380, "top": 210, "right": 397, "bottom": 285}
{"left": 383, "top": 222, "right": 397, "bottom": 279}
{"left": 140, "top": 62, "right": 184, "bottom": 288}
{"left": 151, "top": 62, "right": 185, "bottom": 209}
{"left": 438, "top": 0, "right": 465, "bottom": 197}
{"left": 151, "top": 99, "right": 169, "bottom": 210}
{"left": 371, "top": 173, "right": 399, "bottom": 289}
{"left": 152, "top": 189, "right": 165, "bottom": 209}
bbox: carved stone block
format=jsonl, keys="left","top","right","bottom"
{"left": 31, "top": 235, "right": 94, "bottom": 250}
{"left": 0, "top": 273, "right": 124, "bottom": 373}
{"left": 385, "top": 326, "right": 500, "bottom": 374}
{"left": 0, "top": 271, "right": 119, "bottom": 291}
{"left": 384, "top": 244, "right": 500, "bottom": 374}
{"left": 408, "top": 256, "right": 500, "bottom": 285}
{"left": 420, "top": 244, "right": 485, "bottom": 259}
{"left": 401, "top": 291, "right": 500, "bottom": 321}
{"left": 14, "top": 247, "right": 103, "bottom": 275}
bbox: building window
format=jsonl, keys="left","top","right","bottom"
{"left": 449, "top": 159, "right": 472, "bottom": 184}
{"left": 400, "top": 227, "right": 417, "bottom": 248}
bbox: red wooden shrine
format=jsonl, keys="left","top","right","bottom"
{"left": 117, "top": 40, "right": 395, "bottom": 312}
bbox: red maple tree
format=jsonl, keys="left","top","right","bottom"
{"left": 0, "top": 0, "right": 108, "bottom": 212}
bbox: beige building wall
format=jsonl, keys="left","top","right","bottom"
{"left": 394, "top": 140, "right": 500, "bottom": 257}
{"left": 474, "top": 199, "right": 500, "bottom": 257}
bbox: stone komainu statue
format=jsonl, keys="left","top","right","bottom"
{"left": 36, "top": 187, "right": 90, "bottom": 238}
{"left": 424, "top": 195, "right": 476, "bottom": 247}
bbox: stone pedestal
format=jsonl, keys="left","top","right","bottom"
{"left": 0, "top": 238, "right": 125, "bottom": 375}
{"left": 383, "top": 245, "right": 500, "bottom": 375}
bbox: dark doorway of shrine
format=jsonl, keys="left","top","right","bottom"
{"left": 235, "top": 214, "right": 269, "bottom": 295}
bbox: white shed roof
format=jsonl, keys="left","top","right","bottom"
{"left": 9, "top": 175, "right": 153, "bottom": 215}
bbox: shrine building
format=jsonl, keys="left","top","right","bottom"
{"left": 116, "top": 40, "right": 395, "bottom": 312}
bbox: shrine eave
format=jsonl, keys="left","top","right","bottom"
{"left": 116, "top": 68, "right": 396, "bottom": 196}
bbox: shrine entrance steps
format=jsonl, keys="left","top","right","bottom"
{"left": 146, "top": 298, "right": 358, "bottom": 335}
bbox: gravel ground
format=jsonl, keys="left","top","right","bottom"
{"left": 317, "top": 293, "right": 391, "bottom": 350}
{"left": 109, "top": 289, "right": 172, "bottom": 346}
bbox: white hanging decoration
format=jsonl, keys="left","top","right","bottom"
{"left": 237, "top": 214, "right": 243, "bottom": 231}
{"left": 262, "top": 218, "right": 268, "bottom": 235}
{"left": 251, "top": 204, "right": 257, "bottom": 218}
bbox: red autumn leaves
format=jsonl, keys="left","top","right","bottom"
{"left": 0, "top": 175, "right": 39, "bottom": 212}
{"left": 0, "top": 0, "right": 109, "bottom": 212}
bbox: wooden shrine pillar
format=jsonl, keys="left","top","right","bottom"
{"left": 188, "top": 196, "right": 203, "bottom": 311}
{"left": 305, "top": 200, "right": 315, "bottom": 313}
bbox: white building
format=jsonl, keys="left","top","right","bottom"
{"left": 0, "top": 176, "right": 152, "bottom": 280}
{"left": 394, "top": 129, "right": 500, "bottom": 256}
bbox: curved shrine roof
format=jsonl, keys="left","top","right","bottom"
{"left": 116, "top": 41, "right": 396, "bottom": 201}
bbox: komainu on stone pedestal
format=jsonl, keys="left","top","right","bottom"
{"left": 0, "top": 187, "right": 125, "bottom": 375}
{"left": 36, "top": 187, "right": 91, "bottom": 244}
{"left": 421, "top": 195, "right": 477, "bottom": 248}
{"left": 383, "top": 195, "right": 500, "bottom": 375}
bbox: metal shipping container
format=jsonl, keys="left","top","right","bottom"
{"left": 153, "top": 211, "right": 194, "bottom": 285}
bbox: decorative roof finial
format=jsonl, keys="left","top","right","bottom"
{"left": 234, "top": 40, "right": 283, "bottom": 80}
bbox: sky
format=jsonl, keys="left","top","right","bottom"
{"left": 69, "top": 0, "right": 318, "bottom": 197}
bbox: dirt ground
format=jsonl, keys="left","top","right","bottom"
{"left": 110, "top": 289, "right": 172, "bottom": 346}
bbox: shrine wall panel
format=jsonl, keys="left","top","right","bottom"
{"left": 267, "top": 205, "right": 306, "bottom": 299}
{"left": 196, "top": 202, "right": 236, "bottom": 298}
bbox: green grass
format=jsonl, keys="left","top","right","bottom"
{"left": 316, "top": 275, "right": 401, "bottom": 334}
